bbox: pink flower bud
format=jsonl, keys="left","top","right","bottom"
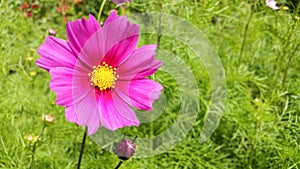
{"left": 43, "top": 114, "right": 55, "bottom": 124}
{"left": 24, "top": 134, "right": 35, "bottom": 143}
{"left": 48, "top": 29, "right": 57, "bottom": 36}
{"left": 113, "top": 138, "right": 136, "bottom": 160}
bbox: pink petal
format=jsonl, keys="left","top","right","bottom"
{"left": 98, "top": 92, "right": 139, "bottom": 130}
{"left": 73, "top": 88, "right": 101, "bottom": 135}
{"left": 76, "top": 29, "right": 105, "bottom": 69}
{"left": 110, "top": 0, "right": 131, "bottom": 5}
{"left": 102, "top": 35, "right": 138, "bottom": 68}
{"left": 49, "top": 67, "right": 74, "bottom": 106}
{"left": 71, "top": 50, "right": 103, "bottom": 135}
{"left": 115, "top": 78, "right": 163, "bottom": 111}
{"left": 104, "top": 10, "right": 119, "bottom": 25}
{"left": 74, "top": 11, "right": 139, "bottom": 69}
{"left": 102, "top": 14, "right": 139, "bottom": 57}
{"left": 72, "top": 50, "right": 100, "bottom": 104}
{"left": 65, "top": 105, "right": 80, "bottom": 124}
{"left": 36, "top": 36, "right": 76, "bottom": 71}
{"left": 66, "top": 14, "right": 100, "bottom": 57}
{"left": 50, "top": 66, "right": 101, "bottom": 135}
{"left": 117, "top": 44, "right": 162, "bottom": 80}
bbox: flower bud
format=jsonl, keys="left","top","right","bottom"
{"left": 48, "top": 29, "right": 57, "bottom": 36}
{"left": 29, "top": 48, "right": 36, "bottom": 52}
{"left": 24, "top": 134, "right": 35, "bottom": 143}
{"left": 29, "top": 71, "right": 37, "bottom": 77}
{"left": 26, "top": 56, "right": 34, "bottom": 62}
{"left": 43, "top": 114, "right": 55, "bottom": 124}
{"left": 283, "top": 6, "right": 289, "bottom": 10}
{"left": 113, "top": 138, "right": 136, "bottom": 160}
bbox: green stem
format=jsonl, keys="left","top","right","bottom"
{"left": 30, "top": 124, "right": 47, "bottom": 169}
{"left": 249, "top": 114, "right": 258, "bottom": 167}
{"left": 97, "top": 0, "right": 107, "bottom": 22}
{"left": 77, "top": 127, "right": 88, "bottom": 169}
{"left": 156, "top": 11, "right": 163, "bottom": 51}
{"left": 238, "top": 5, "right": 253, "bottom": 64}
{"left": 273, "top": 16, "right": 297, "bottom": 89}
{"left": 149, "top": 7, "right": 163, "bottom": 151}
{"left": 281, "top": 44, "right": 299, "bottom": 89}
{"left": 149, "top": 119, "right": 154, "bottom": 150}
{"left": 114, "top": 161, "right": 123, "bottom": 169}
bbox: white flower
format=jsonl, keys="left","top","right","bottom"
{"left": 266, "top": 0, "right": 279, "bottom": 10}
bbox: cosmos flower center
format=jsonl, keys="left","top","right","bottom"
{"left": 89, "top": 62, "right": 118, "bottom": 91}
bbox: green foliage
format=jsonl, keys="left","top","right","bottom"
{"left": 0, "top": 0, "right": 299, "bottom": 168}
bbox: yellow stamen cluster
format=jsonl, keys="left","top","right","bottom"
{"left": 88, "top": 62, "right": 118, "bottom": 91}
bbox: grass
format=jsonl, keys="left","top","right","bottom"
{"left": 0, "top": 0, "right": 300, "bottom": 168}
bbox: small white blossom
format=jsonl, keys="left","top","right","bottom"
{"left": 266, "top": 0, "right": 279, "bottom": 10}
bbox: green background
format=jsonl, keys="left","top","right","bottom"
{"left": 0, "top": 0, "right": 299, "bottom": 168}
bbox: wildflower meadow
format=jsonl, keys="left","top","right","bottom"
{"left": 0, "top": 0, "right": 299, "bottom": 168}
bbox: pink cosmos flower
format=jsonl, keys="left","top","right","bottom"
{"left": 111, "top": 0, "right": 132, "bottom": 5}
{"left": 36, "top": 10, "right": 163, "bottom": 135}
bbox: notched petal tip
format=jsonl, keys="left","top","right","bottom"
{"left": 87, "top": 126, "right": 98, "bottom": 135}
{"left": 110, "top": 10, "right": 118, "bottom": 16}
{"left": 36, "top": 36, "right": 76, "bottom": 71}
{"left": 88, "top": 14, "right": 99, "bottom": 24}
{"left": 104, "top": 10, "right": 119, "bottom": 26}
{"left": 104, "top": 121, "right": 140, "bottom": 131}
{"left": 66, "top": 14, "right": 101, "bottom": 57}
{"left": 49, "top": 67, "right": 74, "bottom": 107}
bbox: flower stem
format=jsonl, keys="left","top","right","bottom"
{"left": 114, "top": 161, "right": 123, "bottom": 169}
{"left": 30, "top": 124, "right": 47, "bottom": 169}
{"left": 238, "top": 5, "right": 253, "bottom": 64}
{"left": 77, "top": 127, "right": 88, "bottom": 169}
{"left": 156, "top": 12, "right": 163, "bottom": 51}
{"left": 273, "top": 16, "right": 297, "bottom": 90}
{"left": 97, "top": 0, "right": 107, "bottom": 22}
{"left": 149, "top": 6, "right": 163, "bottom": 151}
{"left": 281, "top": 44, "right": 299, "bottom": 88}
